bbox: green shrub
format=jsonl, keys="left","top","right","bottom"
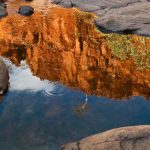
{"left": 106, "top": 34, "right": 150, "bottom": 69}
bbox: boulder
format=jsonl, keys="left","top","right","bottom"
{"left": 18, "top": 6, "right": 34, "bottom": 16}
{"left": 52, "top": 0, "right": 150, "bottom": 36}
{"left": 95, "top": 2, "right": 150, "bottom": 36}
{"left": 0, "top": 5, "right": 7, "bottom": 18}
{"left": 0, "top": 59, "right": 9, "bottom": 95}
{"left": 61, "top": 125, "right": 150, "bottom": 150}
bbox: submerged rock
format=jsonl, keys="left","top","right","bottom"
{"left": 0, "top": 59, "right": 9, "bottom": 95}
{"left": 0, "top": 5, "right": 7, "bottom": 18}
{"left": 61, "top": 125, "right": 150, "bottom": 150}
{"left": 18, "top": 6, "right": 34, "bottom": 16}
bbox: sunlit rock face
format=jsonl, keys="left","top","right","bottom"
{"left": 0, "top": 7, "right": 149, "bottom": 99}
{"left": 61, "top": 125, "right": 150, "bottom": 150}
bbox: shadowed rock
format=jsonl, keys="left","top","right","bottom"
{"left": 61, "top": 125, "right": 150, "bottom": 150}
{"left": 52, "top": 0, "right": 150, "bottom": 36}
{"left": 18, "top": 6, "right": 34, "bottom": 16}
{"left": 0, "top": 5, "right": 7, "bottom": 18}
{"left": 0, "top": 59, "right": 9, "bottom": 95}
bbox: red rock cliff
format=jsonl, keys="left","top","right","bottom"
{"left": 0, "top": 7, "right": 149, "bottom": 99}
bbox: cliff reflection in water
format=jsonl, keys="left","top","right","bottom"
{"left": 0, "top": 7, "right": 149, "bottom": 99}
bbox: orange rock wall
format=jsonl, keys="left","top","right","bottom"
{"left": 0, "top": 7, "right": 149, "bottom": 99}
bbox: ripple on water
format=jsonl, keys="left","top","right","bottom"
{"left": 42, "top": 83, "right": 65, "bottom": 97}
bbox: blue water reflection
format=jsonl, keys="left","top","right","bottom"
{"left": 0, "top": 61, "right": 150, "bottom": 150}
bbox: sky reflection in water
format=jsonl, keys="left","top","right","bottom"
{"left": 0, "top": 60, "right": 149, "bottom": 150}
{"left": 3, "top": 59, "right": 62, "bottom": 96}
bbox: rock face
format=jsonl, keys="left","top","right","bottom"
{"left": 0, "top": 7, "right": 149, "bottom": 99}
{"left": 0, "top": 59, "right": 9, "bottom": 95}
{"left": 0, "top": 5, "right": 7, "bottom": 18}
{"left": 18, "top": 6, "right": 34, "bottom": 16}
{"left": 52, "top": 0, "right": 150, "bottom": 36}
{"left": 61, "top": 125, "right": 150, "bottom": 150}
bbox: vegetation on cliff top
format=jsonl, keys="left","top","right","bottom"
{"left": 76, "top": 9, "right": 150, "bottom": 70}
{"left": 106, "top": 34, "right": 150, "bottom": 69}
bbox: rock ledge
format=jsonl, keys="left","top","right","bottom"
{"left": 61, "top": 125, "right": 150, "bottom": 150}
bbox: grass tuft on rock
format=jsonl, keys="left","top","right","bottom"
{"left": 106, "top": 34, "right": 150, "bottom": 69}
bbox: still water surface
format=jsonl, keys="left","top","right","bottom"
{"left": 0, "top": 1, "right": 150, "bottom": 149}
{"left": 0, "top": 60, "right": 149, "bottom": 150}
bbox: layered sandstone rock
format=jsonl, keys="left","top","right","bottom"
{"left": 60, "top": 125, "right": 150, "bottom": 150}
{"left": 0, "top": 7, "right": 149, "bottom": 99}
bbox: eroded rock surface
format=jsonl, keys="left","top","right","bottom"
{"left": 52, "top": 0, "right": 150, "bottom": 36}
{"left": 61, "top": 125, "right": 150, "bottom": 150}
{"left": 0, "top": 7, "right": 149, "bottom": 99}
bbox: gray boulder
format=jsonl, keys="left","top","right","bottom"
{"left": 61, "top": 125, "right": 150, "bottom": 150}
{"left": 52, "top": 0, "right": 150, "bottom": 36}
{"left": 0, "top": 5, "right": 7, "bottom": 19}
{"left": 0, "top": 59, "right": 9, "bottom": 95}
{"left": 95, "top": 2, "right": 150, "bottom": 36}
{"left": 18, "top": 6, "right": 34, "bottom": 16}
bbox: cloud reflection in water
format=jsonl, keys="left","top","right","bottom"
{"left": 3, "top": 58, "right": 62, "bottom": 96}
